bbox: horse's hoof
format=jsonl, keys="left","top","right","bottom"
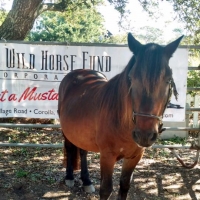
{"left": 65, "top": 179, "right": 74, "bottom": 188}
{"left": 83, "top": 184, "right": 95, "bottom": 193}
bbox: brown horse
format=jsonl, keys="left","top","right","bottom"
{"left": 58, "top": 33, "right": 183, "bottom": 199}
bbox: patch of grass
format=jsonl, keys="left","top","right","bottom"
{"left": 20, "top": 131, "right": 29, "bottom": 137}
{"left": 94, "top": 153, "right": 100, "bottom": 159}
{"left": 55, "top": 149, "right": 63, "bottom": 155}
{"left": 8, "top": 136, "right": 20, "bottom": 143}
{"left": 148, "top": 149, "right": 157, "bottom": 159}
{"left": 20, "top": 148, "right": 28, "bottom": 156}
{"left": 47, "top": 177, "right": 56, "bottom": 184}
{"left": 12, "top": 148, "right": 28, "bottom": 156}
{"left": 30, "top": 173, "right": 41, "bottom": 181}
{"left": 15, "top": 169, "right": 28, "bottom": 178}
{"left": 158, "top": 149, "right": 170, "bottom": 157}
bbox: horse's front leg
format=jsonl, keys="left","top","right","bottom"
{"left": 80, "top": 149, "right": 95, "bottom": 193}
{"left": 99, "top": 153, "right": 116, "bottom": 200}
{"left": 117, "top": 153, "right": 144, "bottom": 200}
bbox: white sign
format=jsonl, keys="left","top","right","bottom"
{"left": 0, "top": 42, "right": 188, "bottom": 121}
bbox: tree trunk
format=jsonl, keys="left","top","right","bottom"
{"left": 0, "top": 0, "right": 73, "bottom": 40}
{"left": 0, "top": 0, "right": 43, "bottom": 40}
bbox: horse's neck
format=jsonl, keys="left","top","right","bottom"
{"left": 98, "top": 70, "right": 132, "bottom": 128}
{"left": 100, "top": 66, "right": 130, "bottom": 103}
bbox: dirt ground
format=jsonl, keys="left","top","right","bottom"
{"left": 0, "top": 127, "right": 200, "bottom": 200}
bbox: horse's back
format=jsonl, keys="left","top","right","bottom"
{"left": 58, "top": 69, "right": 107, "bottom": 105}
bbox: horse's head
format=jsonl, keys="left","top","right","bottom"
{"left": 127, "top": 33, "right": 183, "bottom": 147}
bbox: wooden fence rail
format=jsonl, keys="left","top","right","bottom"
{"left": 0, "top": 61, "right": 200, "bottom": 168}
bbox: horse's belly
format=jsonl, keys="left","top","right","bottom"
{"left": 61, "top": 120, "right": 99, "bottom": 152}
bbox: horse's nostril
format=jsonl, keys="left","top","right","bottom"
{"left": 132, "top": 130, "right": 157, "bottom": 147}
{"left": 150, "top": 132, "right": 157, "bottom": 142}
{"left": 132, "top": 131, "right": 140, "bottom": 144}
{"left": 132, "top": 131, "right": 139, "bottom": 140}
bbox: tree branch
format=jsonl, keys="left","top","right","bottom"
{"left": 38, "top": 0, "right": 68, "bottom": 15}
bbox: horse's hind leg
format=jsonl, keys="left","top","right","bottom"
{"left": 80, "top": 149, "right": 95, "bottom": 193}
{"left": 64, "top": 138, "right": 77, "bottom": 187}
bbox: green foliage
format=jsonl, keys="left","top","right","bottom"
{"left": 26, "top": 5, "right": 106, "bottom": 42}
{"left": 134, "top": 26, "right": 165, "bottom": 44}
{"left": 179, "top": 36, "right": 200, "bottom": 96}
{"left": 0, "top": 9, "right": 7, "bottom": 26}
{"left": 101, "top": 26, "right": 167, "bottom": 44}
{"left": 187, "top": 70, "right": 200, "bottom": 88}
{"left": 138, "top": 0, "right": 200, "bottom": 45}
{"left": 107, "top": 0, "right": 128, "bottom": 16}
{"left": 187, "top": 70, "right": 200, "bottom": 96}
{"left": 158, "top": 136, "right": 187, "bottom": 145}
{"left": 168, "top": 0, "right": 199, "bottom": 32}
{"left": 101, "top": 33, "right": 127, "bottom": 44}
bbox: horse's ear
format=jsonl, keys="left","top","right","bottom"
{"left": 164, "top": 35, "right": 184, "bottom": 58}
{"left": 127, "top": 33, "right": 142, "bottom": 55}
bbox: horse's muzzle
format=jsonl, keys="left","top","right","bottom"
{"left": 132, "top": 129, "right": 158, "bottom": 147}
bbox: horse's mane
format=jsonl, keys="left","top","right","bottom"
{"left": 97, "top": 43, "right": 170, "bottom": 129}
{"left": 97, "top": 56, "right": 135, "bottom": 129}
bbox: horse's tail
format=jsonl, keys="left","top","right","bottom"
{"left": 62, "top": 135, "right": 80, "bottom": 170}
